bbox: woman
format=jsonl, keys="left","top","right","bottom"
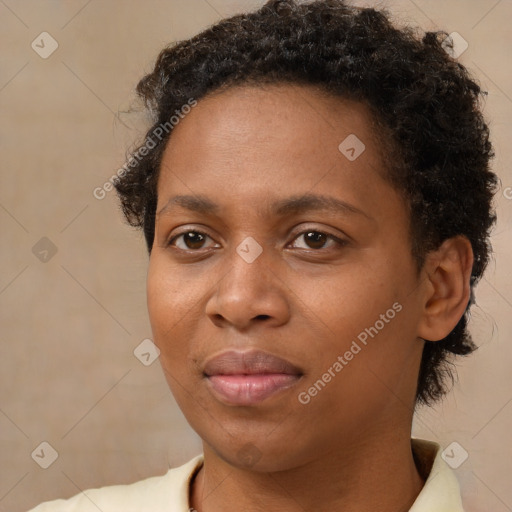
{"left": 28, "top": 0, "right": 497, "bottom": 510}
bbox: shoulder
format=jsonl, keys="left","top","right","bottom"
{"left": 26, "top": 455, "right": 203, "bottom": 512}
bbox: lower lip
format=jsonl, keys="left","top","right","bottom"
{"left": 206, "top": 374, "right": 300, "bottom": 406}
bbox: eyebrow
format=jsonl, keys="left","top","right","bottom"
{"left": 156, "top": 193, "right": 372, "bottom": 221}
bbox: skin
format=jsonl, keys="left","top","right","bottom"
{"left": 146, "top": 83, "right": 473, "bottom": 512}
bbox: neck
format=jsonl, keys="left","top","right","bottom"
{"left": 190, "top": 429, "right": 426, "bottom": 512}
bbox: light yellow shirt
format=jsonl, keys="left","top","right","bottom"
{"left": 27, "top": 438, "right": 465, "bottom": 511}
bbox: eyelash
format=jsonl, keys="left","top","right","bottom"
{"left": 167, "top": 228, "right": 347, "bottom": 253}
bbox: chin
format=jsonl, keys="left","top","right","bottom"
{"left": 200, "top": 425, "right": 313, "bottom": 473}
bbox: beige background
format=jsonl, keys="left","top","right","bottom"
{"left": 0, "top": 1, "right": 511, "bottom": 511}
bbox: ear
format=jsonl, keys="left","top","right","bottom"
{"left": 417, "top": 236, "right": 474, "bottom": 342}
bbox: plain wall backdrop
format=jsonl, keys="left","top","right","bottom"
{"left": 1, "top": 1, "right": 511, "bottom": 511}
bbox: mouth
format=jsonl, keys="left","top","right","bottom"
{"left": 203, "top": 349, "right": 303, "bottom": 406}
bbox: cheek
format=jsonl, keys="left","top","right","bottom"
{"left": 146, "top": 259, "right": 192, "bottom": 361}
{"left": 147, "top": 263, "right": 171, "bottom": 336}
{"left": 303, "top": 265, "right": 398, "bottom": 336}
{"left": 146, "top": 264, "right": 201, "bottom": 409}
{"left": 147, "top": 257, "right": 199, "bottom": 328}
{"left": 299, "top": 258, "right": 418, "bottom": 376}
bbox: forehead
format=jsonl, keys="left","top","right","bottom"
{"left": 152, "top": 83, "right": 411, "bottom": 255}
{"left": 163, "top": 83, "right": 379, "bottom": 160}
{"left": 153, "top": 83, "right": 403, "bottom": 230}
{"left": 158, "top": 84, "right": 385, "bottom": 187}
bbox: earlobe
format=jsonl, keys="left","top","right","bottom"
{"left": 417, "top": 236, "right": 474, "bottom": 342}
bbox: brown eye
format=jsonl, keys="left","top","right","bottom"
{"left": 290, "top": 230, "right": 345, "bottom": 250}
{"left": 169, "top": 230, "right": 215, "bottom": 250}
{"left": 304, "top": 231, "right": 328, "bottom": 249}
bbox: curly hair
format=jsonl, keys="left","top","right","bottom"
{"left": 113, "top": 0, "right": 498, "bottom": 406}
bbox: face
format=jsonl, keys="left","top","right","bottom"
{"left": 147, "top": 83, "right": 427, "bottom": 472}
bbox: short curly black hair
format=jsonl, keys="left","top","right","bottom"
{"left": 114, "top": 0, "right": 498, "bottom": 406}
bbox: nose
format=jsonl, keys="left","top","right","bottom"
{"left": 205, "top": 240, "right": 290, "bottom": 331}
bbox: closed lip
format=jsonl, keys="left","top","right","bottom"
{"left": 202, "top": 349, "right": 303, "bottom": 377}
{"left": 202, "top": 349, "right": 304, "bottom": 405}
